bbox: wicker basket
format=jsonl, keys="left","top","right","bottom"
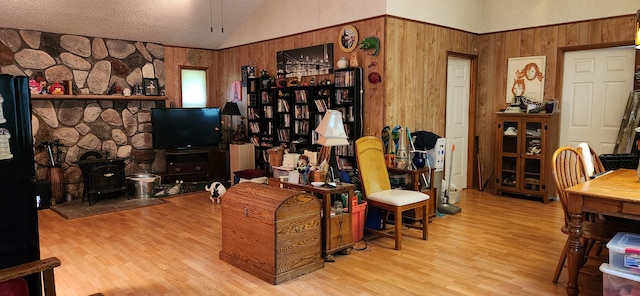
{"left": 310, "top": 170, "right": 327, "bottom": 183}
{"left": 268, "top": 148, "right": 284, "bottom": 167}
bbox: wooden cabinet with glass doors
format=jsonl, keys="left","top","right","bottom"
{"left": 494, "top": 112, "right": 559, "bottom": 203}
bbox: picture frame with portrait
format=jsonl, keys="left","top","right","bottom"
{"left": 338, "top": 25, "right": 358, "bottom": 53}
{"left": 506, "top": 56, "right": 546, "bottom": 104}
{"left": 143, "top": 78, "right": 159, "bottom": 96}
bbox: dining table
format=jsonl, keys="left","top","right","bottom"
{"left": 563, "top": 168, "right": 640, "bottom": 296}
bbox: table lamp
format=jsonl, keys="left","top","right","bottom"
{"left": 315, "top": 109, "right": 349, "bottom": 184}
{"left": 221, "top": 102, "right": 241, "bottom": 144}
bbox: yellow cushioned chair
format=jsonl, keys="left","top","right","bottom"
{"left": 355, "top": 136, "right": 429, "bottom": 250}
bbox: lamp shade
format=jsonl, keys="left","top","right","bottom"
{"left": 221, "top": 102, "right": 241, "bottom": 115}
{"left": 636, "top": 9, "right": 640, "bottom": 49}
{"left": 317, "top": 135, "right": 349, "bottom": 146}
{"left": 315, "top": 109, "right": 349, "bottom": 143}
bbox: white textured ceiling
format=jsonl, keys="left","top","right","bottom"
{"left": 2, "top": 0, "right": 635, "bottom": 50}
{"left": 2, "top": 0, "right": 266, "bottom": 49}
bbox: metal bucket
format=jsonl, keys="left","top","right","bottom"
{"left": 128, "top": 173, "right": 160, "bottom": 199}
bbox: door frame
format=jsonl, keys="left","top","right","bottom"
{"left": 446, "top": 51, "right": 478, "bottom": 189}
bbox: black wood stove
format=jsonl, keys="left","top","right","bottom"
{"left": 77, "top": 154, "right": 128, "bottom": 206}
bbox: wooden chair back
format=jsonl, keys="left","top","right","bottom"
{"left": 551, "top": 147, "right": 589, "bottom": 227}
{"left": 355, "top": 136, "right": 391, "bottom": 197}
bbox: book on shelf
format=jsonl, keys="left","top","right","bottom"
{"left": 248, "top": 107, "right": 260, "bottom": 120}
{"left": 261, "top": 91, "right": 273, "bottom": 104}
{"left": 250, "top": 135, "right": 261, "bottom": 146}
{"left": 314, "top": 99, "right": 328, "bottom": 112}
{"left": 337, "top": 156, "right": 353, "bottom": 171}
{"left": 335, "top": 71, "right": 354, "bottom": 87}
{"left": 263, "top": 105, "right": 273, "bottom": 118}
{"left": 278, "top": 99, "right": 290, "bottom": 112}
{"left": 294, "top": 105, "right": 309, "bottom": 119}
{"left": 279, "top": 114, "right": 290, "bottom": 127}
{"left": 295, "top": 89, "right": 308, "bottom": 103}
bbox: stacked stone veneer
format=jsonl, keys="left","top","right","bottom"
{"left": 0, "top": 28, "right": 168, "bottom": 200}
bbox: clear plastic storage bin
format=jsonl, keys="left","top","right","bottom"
{"left": 601, "top": 263, "right": 640, "bottom": 295}
{"left": 607, "top": 232, "right": 640, "bottom": 274}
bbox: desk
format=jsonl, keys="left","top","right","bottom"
{"left": 564, "top": 169, "right": 640, "bottom": 295}
{"left": 387, "top": 166, "right": 436, "bottom": 222}
{"left": 277, "top": 181, "right": 355, "bottom": 261}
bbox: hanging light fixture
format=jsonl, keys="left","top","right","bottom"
{"left": 636, "top": 9, "right": 640, "bottom": 49}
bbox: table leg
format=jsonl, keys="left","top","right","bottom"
{"left": 566, "top": 209, "right": 584, "bottom": 296}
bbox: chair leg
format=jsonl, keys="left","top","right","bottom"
{"left": 394, "top": 208, "right": 402, "bottom": 250}
{"left": 553, "top": 238, "right": 569, "bottom": 283}
{"left": 422, "top": 202, "right": 428, "bottom": 240}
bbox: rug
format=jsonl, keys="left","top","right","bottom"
{"left": 49, "top": 181, "right": 226, "bottom": 219}
{"left": 50, "top": 195, "right": 167, "bottom": 220}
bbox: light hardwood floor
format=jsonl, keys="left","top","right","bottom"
{"left": 38, "top": 189, "right": 603, "bottom": 295}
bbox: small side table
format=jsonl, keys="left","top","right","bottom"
{"left": 387, "top": 166, "right": 436, "bottom": 222}
{"left": 278, "top": 181, "right": 355, "bottom": 261}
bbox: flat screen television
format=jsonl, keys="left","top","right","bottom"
{"left": 151, "top": 107, "right": 222, "bottom": 150}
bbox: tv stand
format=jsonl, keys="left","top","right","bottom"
{"left": 161, "top": 147, "right": 229, "bottom": 183}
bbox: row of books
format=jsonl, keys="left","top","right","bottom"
{"left": 314, "top": 98, "right": 328, "bottom": 112}
{"left": 335, "top": 142, "right": 355, "bottom": 157}
{"left": 249, "top": 122, "right": 261, "bottom": 133}
{"left": 294, "top": 89, "right": 309, "bottom": 103}
{"left": 261, "top": 91, "right": 273, "bottom": 104}
{"left": 277, "top": 128, "right": 290, "bottom": 143}
{"left": 279, "top": 114, "right": 290, "bottom": 127}
{"left": 277, "top": 98, "right": 290, "bottom": 112}
{"left": 247, "top": 107, "right": 260, "bottom": 120}
{"left": 294, "top": 105, "right": 309, "bottom": 119}
{"left": 335, "top": 106, "right": 355, "bottom": 123}
{"left": 263, "top": 105, "right": 273, "bottom": 118}
{"left": 294, "top": 120, "right": 310, "bottom": 134}
{"left": 334, "top": 71, "right": 355, "bottom": 87}
{"left": 250, "top": 135, "right": 275, "bottom": 147}
{"left": 335, "top": 89, "right": 354, "bottom": 105}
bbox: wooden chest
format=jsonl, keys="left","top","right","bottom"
{"left": 219, "top": 182, "right": 323, "bottom": 284}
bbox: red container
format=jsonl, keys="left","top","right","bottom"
{"left": 352, "top": 201, "right": 367, "bottom": 242}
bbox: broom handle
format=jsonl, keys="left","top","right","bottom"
{"left": 446, "top": 144, "right": 455, "bottom": 196}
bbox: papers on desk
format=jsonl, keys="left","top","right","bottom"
{"left": 590, "top": 170, "right": 614, "bottom": 179}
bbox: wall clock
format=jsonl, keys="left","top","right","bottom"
{"left": 338, "top": 25, "right": 358, "bottom": 53}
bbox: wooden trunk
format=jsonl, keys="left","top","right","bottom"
{"left": 219, "top": 182, "right": 323, "bottom": 284}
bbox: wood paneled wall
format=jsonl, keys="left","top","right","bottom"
{"left": 162, "top": 14, "right": 636, "bottom": 190}
{"left": 383, "top": 17, "right": 478, "bottom": 137}
{"left": 476, "top": 14, "right": 636, "bottom": 190}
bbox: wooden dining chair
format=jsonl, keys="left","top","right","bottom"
{"left": 550, "top": 147, "right": 633, "bottom": 283}
{"left": 355, "top": 136, "right": 429, "bottom": 250}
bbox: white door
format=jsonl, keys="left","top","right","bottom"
{"left": 445, "top": 57, "right": 471, "bottom": 190}
{"left": 560, "top": 47, "right": 635, "bottom": 153}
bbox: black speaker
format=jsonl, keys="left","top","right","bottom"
{"left": 36, "top": 180, "right": 51, "bottom": 210}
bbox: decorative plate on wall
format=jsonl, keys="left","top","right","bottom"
{"left": 338, "top": 25, "right": 358, "bottom": 53}
{"left": 187, "top": 49, "right": 202, "bottom": 65}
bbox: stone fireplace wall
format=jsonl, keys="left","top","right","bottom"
{"left": 0, "top": 28, "right": 168, "bottom": 200}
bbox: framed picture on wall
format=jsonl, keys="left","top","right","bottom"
{"left": 506, "top": 56, "right": 546, "bottom": 104}
{"left": 143, "top": 78, "right": 159, "bottom": 96}
{"left": 338, "top": 25, "right": 358, "bottom": 53}
{"left": 276, "top": 43, "right": 334, "bottom": 78}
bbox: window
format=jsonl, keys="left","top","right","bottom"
{"left": 181, "top": 69, "right": 207, "bottom": 107}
